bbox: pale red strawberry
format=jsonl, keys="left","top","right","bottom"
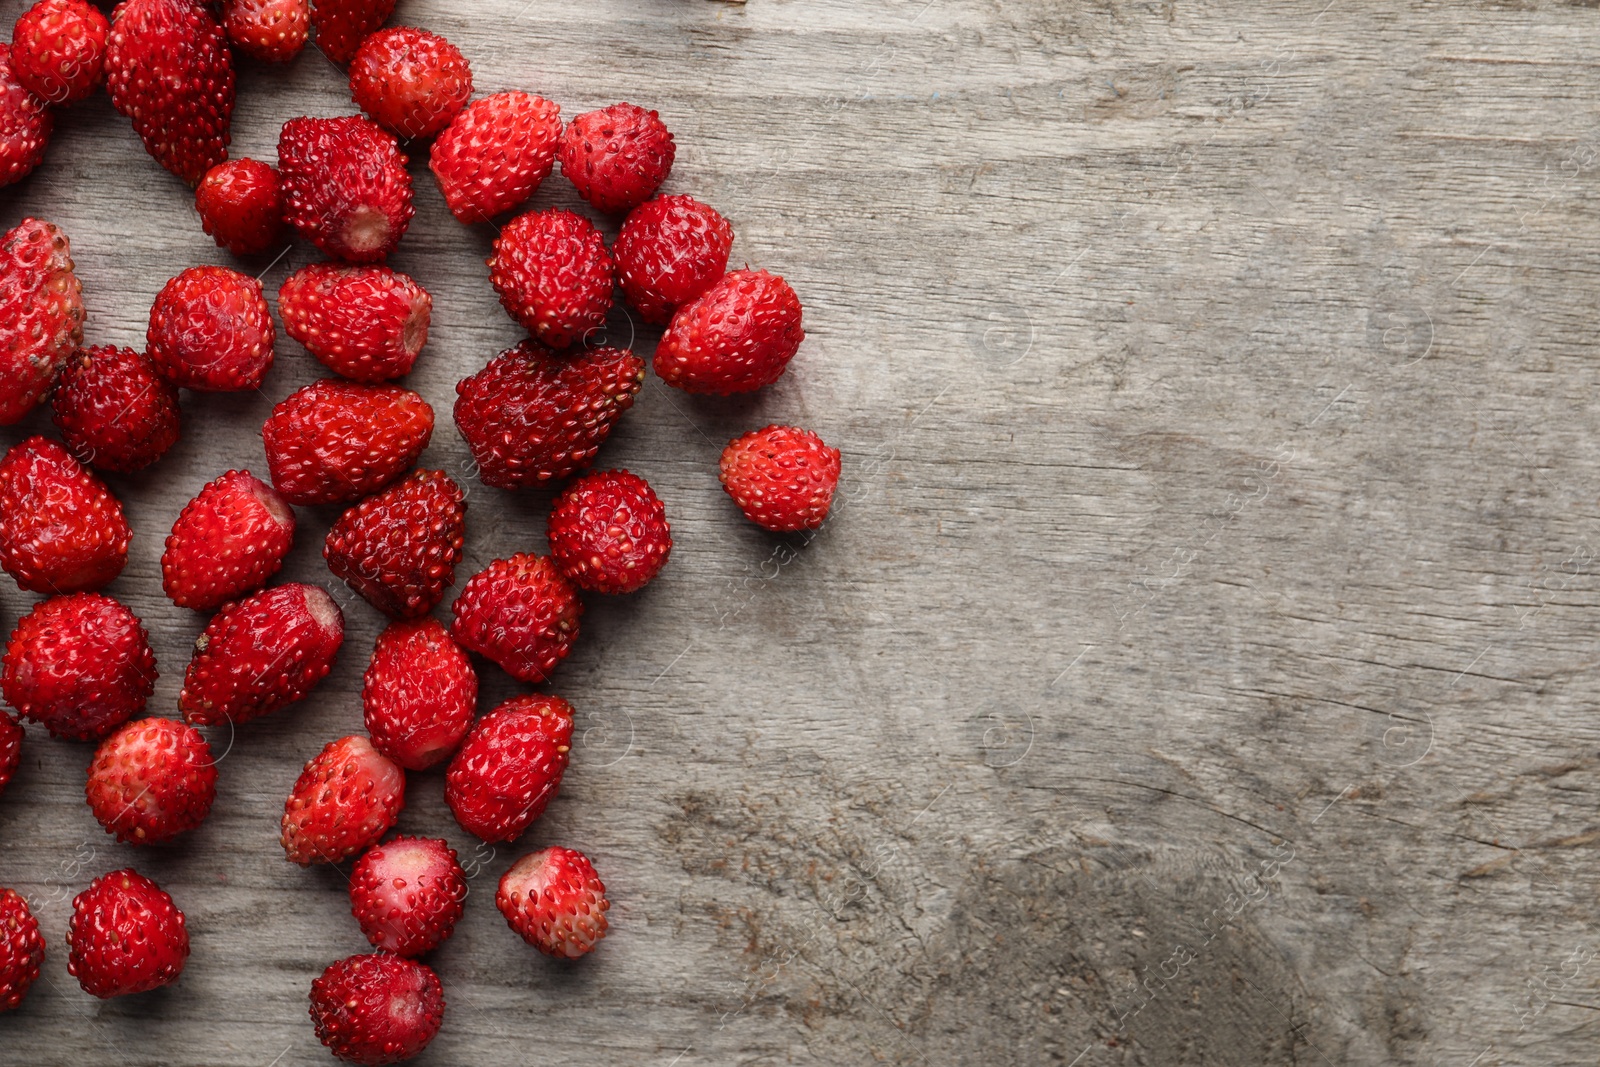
{"left": 68, "top": 869, "right": 188, "bottom": 998}
{"left": 195, "top": 157, "right": 285, "bottom": 256}
{"left": 310, "top": 0, "right": 394, "bottom": 65}
{"left": 450, "top": 554, "right": 581, "bottom": 685}
{"left": 429, "top": 91, "right": 559, "bottom": 223}
{"left": 309, "top": 953, "right": 442, "bottom": 1064}
{"left": 324, "top": 469, "right": 465, "bottom": 619}
{"left": 655, "top": 269, "right": 804, "bottom": 394}
{"left": 11, "top": 0, "right": 106, "bottom": 103}
{"left": 278, "top": 261, "right": 431, "bottom": 382}
{"left": 546, "top": 469, "right": 671, "bottom": 594}
{"left": 445, "top": 694, "right": 572, "bottom": 843}
{"left": 0, "top": 437, "right": 128, "bottom": 594}
{"left": 51, "top": 345, "right": 181, "bottom": 473}
{"left": 0, "top": 888, "right": 43, "bottom": 1011}
{"left": 162, "top": 469, "right": 296, "bottom": 611}
{"left": 496, "top": 846, "right": 609, "bottom": 959}
{"left": 278, "top": 114, "right": 413, "bottom": 262}
{"left": 720, "top": 425, "right": 841, "bottom": 532}
{"left": 281, "top": 735, "right": 404, "bottom": 865}
{"left": 85, "top": 716, "right": 217, "bottom": 844}
{"left": 146, "top": 265, "right": 275, "bottom": 392}
{"left": 362, "top": 617, "right": 475, "bottom": 771}
{"left": 613, "top": 195, "right": 733, "bottom": 324}
{"left": 0, "top": 714, "right": 20, "bottom": 798}
{"left": 557, "top": 102, "right": 675, "bottom": 215}
{"left": 348, "top": 836, "right": 465, "bottom": 956}
{"left": 2, "top": 594, "right": 155, "bottom": 740}
{"left": 349, "top": 26, "right": 470, "bottom": 141}
{"left": 488, "top": 207, "right": 614, "bottom": 349}
{"left": 0, "top": 218, "right": 82, "bottom": 424}
{"left": 0, "top": 44, "right": 52, "bottom": 186}
{"left": 222, "top": 0, "right": 307, "bottom": 63}
{"left": 262, "top": 379, "right": 434, "bottom": 506}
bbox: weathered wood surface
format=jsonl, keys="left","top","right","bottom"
{"left": 2, "top": 0, "right": 1599, "bottom": 1063}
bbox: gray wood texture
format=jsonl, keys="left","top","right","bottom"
{"left": 2, "top": 0, "right": 1598, "bottom": 1063}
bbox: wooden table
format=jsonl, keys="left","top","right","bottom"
{"left": 2, "top": 0, "right": 1597, "bottom": 1063}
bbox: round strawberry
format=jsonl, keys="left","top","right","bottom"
{"left": 85, "top": 717, "right": 217, "bottom": 845}
{"left": 429, "top": 90, "right": 560, "bottom": 223}
{"left": 324, "top": 469, "right": 465, "bottom": 619}
{"left": 720, "top": 425, "right": 842, "bottom": 532}
{"left": 362, "top": 618, "right": 476, "bottom": 771}
{"left": 613, "top": 195, "right": 733, "bottom": 325}
{"left": 162, "top": 470, "right": 296, "bottom": 611}
{"left": 0, "top": 436, "right": 129, "bottom": 593}
{"left": 349, "top": 27, "right": 471, "bottom": 141}
{"left": 0, "top": 888, "right": 44, "bottom": 1011}
{"left": 309, "top": 953, "right": 442, "bottom": 1065}
{"left": 348, "top": 836, "right": 466, "bottom": 956}
{"left": 11, "top": 0, "right": 106, "bottom": 104}
{"left": 68, "top": 869, "right": 188, "bottom": 998}
{"left": 51, "top": 345, "right": 181, "bottom": 473}
{"left": 488, "top": 207, "right": 614, "bottom": 350}
{"left": 445, "top": 694, "right": 573, "bottom": 843}
{"left": 281, "top": 735, "right": 405, "bottom": 866}
{"left": 546, "top": 469, "right": 671, "bottom": 594}
{"left": 496, "top": 846, "right": 610, "bottom": 959}
{"left": 263, "top": 379, "right": 434, "bottom": 506}
{"left": 654, "top": 269, "right": 804, "bottom": 394}
{"left": 195, "top": 158, "right": 285, "bottom": 257}
{"left": 222, "top": 0, "right": 307, "bottom": 63}
{"left": 0, "top": 44, "right": 52, "bottom": 187}
{"left": 147, "top": 265, "right": 275, "bottom": 392}
{"left": 0, "top": 714, "right": 20, "bottom": 798}
{"left": 449, "top": 554, "right": 581, "bottom": 685}
{"left": 0, "top": 218, "right": 82, "bottom": 424}
{"left": 557, "top": 102, "right": 675, "bottom": 215}
{"left": 278, "top": 114, "right": 414, "bottom": 263}
{"left": 279, "top": 262, "right": 431, "bottom": 382}
{"left": 2, "top": 593, "right": 153, "bottom": 741}
{"left": 310, "top": 0, "right": 394, "bottom": 65}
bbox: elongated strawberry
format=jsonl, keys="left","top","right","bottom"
{"left": 147, "top": 265, "right": 275, "bottom": 392}
{"left": 488, "top": 207, "right": 613, "bottom": 349}
{"left": 557, "top": 102, "right": 674, "bottom": 215}
{"left": 445, "top": 694, "right": 572, "bottom": 843}
{"left": 0, "top": 714, "right": 20, "bottom": 798}
{"left": 309, "top": 953, "right": 442, "bottom": 1065}
{"left": 262, "top": 379, "right": 434, "bottom": 505}
{"left": 0, "top": 218, "right": 82, "bottom": 424}
{"left": 278, "top": 114, "right": 413, "bottom": 262}
{"left": 613, "top": 195, "right": 733, "bottom": 324}
{"left": 0, "top": 45, "right": 52, "bottom": 186}
{"left": 195, "top": 158, "right": 285, "bottom": 256}
{"left": 429, "top": 91, "right": 559, "bottom": 223}
{"left": 162, "top": 470, "right": 296, "bottom": 610}
{"left": 496, "top": 846, "right": 609, "bottom": 958}
{"left": 0, "top": 437, "right": 129, "bottom": 594}
{"left": 0, "top": 888, "right": 43, "bottom": 1011}
{"left": 720, "top": 425, "right": 841, "bottom": 532}
{"left": 281, "top": 735, "right": 404, "bottom": 865}
{"left": 450, "top": 554, "right": 581, "bottom": 685}
{"left": 310, "top": 0, "right": 394, "bottom": 65}
{"left": 655, "top": 268, "right": 804, "bottom": 394}
{"left": 362, "top": 617, "right": 475, "bottom": 771}
{"left": 12, "top": 0, "right": 107, "bottom": 103}
{"left": 324, "top": 469, "right": 465, "bottom": 619}
{"left": 51, "top": 345, "right": 181, "bottom": 473}
{"left": 86, "top": 717, "right": 217, "bottom": 844}
{"left": 2, "top": 593, "right": 155, "bottom": 740}
{"left": 222, "top": 0, "right": 307, "bottom": 63}
{"left": 546, "top": 469, "right": 671, "bottom": 594}
{"left": 278, "top": 261, "right": 430, "bottom": 382}
{"left": 179, "top": 583, "right": 344, "bottom": 727}
{"left": 349, "top": 836, "right": 465, "bottom": 956}
{"left": 349, "top": 26, "right": 470, "bottom": 140}
{"left": 68, "top": 869, "right": 188, "bottom": 998}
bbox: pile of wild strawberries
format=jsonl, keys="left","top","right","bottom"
{"left": 0, "top": 0, "right": 844, "bottom": 1062}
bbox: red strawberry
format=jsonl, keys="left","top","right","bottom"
{"left": 278, "top": 261, "right": 431, "bottom": 382}
{"left": 281, "top": 735, "right": 404, "bottom": 865}
{"left": 0, "top": 888, "right": 43, "bottom": 1011}
{"left": 349, "top": 27, "right": 470, "bottom": 141}
{"left": 324, "top": 469, "right": 465, "bottom": 619}
{"left": 278, "top": 114, "right": 413, "bottom": 263}
{"left": 310, "top": 0, "right": 393, "bottom": 65}
{"left": 655, "top": 269, "right": 803, "bottom": 394}
{"left": 195, "top": 158, "right": 285, "bottom": 256}
{"left": 453, "top": 342, "right": 643, "bottom": 490}
{"left": 0, "top": 437, "right": 128, "bottom": 593}
{"left": 68, "top": 869, "right": 188, "bottom": 998}
{"left": 720, "top": 425, "right": 841, "bottom": 532}
{"left": 613, "top": 195, "right": 733, "bottom": 325}
{"left": 51, "top": 345, "right": 181, "bottom": 473}
{"left": 428, "top": 91, "right": 559, "bottom": 224}
{"left": 0, "top": 45, "right": 52, "bottom": 186}
{"left": 0, "top": 714, "right": 20, "bottom": 798}
{"left": 2, "top": 594, "right": 154, "bottom": 740}
{"left": 558, "top": 102, "right": 675, "bottom": 215}
{"left": 11, "top": 0, "right": 107, "bottom": 103}
{"left": 362, "top": 617, "right": 475, "bottom": 771}
{"left": 547, "top": 469, "right": 671, "bottom": 594}
{"left": 85, "top": 716, "right": 217, "bottom": 844}
{"left": 262, "top": 379, "right": 434, "bottom": 506}
{"left": 179, "top": 583, "right": 344, "bottom": 727}
{"left": 444, "top": 694, "right": 572, "bottom": 843}
{"left": 348, "top": 836, "right": 465, "bottom": 956}
{"left": 309, "top": 953, "right": 442, "bottom": 1065}
{"left": 0, "top": 218, "right": 82, "bottom": 424}
{"left": 496, "top": 846, "right": 609, "bottom": 959}
{"left": 104, "top": 0, "right": 234, "bottom": 185}
{"left": 488, "top": 208, "right": 613, "bottom": 349}
{"left": 222, "top": 0, "right": 307, "bottom": 63}
{"left": 450, "top": 555, "right": 581, "bottom": 685}
{"left": 162, "top": 470, "right": 296, "bottom": 611}
{"left": 146, "top": 264, "right": 275, "bottom": 392}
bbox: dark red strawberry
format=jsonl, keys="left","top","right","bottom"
{"left": 613, "top": 195, "right": 733, "bottom": 324}
{"left": 104, "top": 0, "right": 234, "bottom": 185}
{"left": 445, "top": 694, "right": 573, "bottom": 843}
{"left": 429, "top": 90, "right": 559, "bottom": 224}
{"left": 450, "top": 554, "right": 580, "bottom": 685}
{"left": 558, "top": 102, "right": 675, "bottom": 215}
{"left": 546, "top": 469, "right": 671, "bottom": 594}
{"left": 655, "top": 269, "right": 804, "bottom": 394}
{"left": 147, "top": 264, "right": 275, "bottom": 392}
{"left": 179, "top": 583, "right": 344, "bottom": 727}
{"left": 310, "top": 0, "right": 393, "bottom": 65}
{"left": 0, "top": 437, "right": 129, "bottom": 593}
{"left": 51, "top": 345, "right": 180, "bottom": 473}
{"left": 0, "top": 218, "right": 82, "bottom": 424}
{"left": 496, "top": 846, "right": 610, "bottom": 959}
{"left": 488, "top": 207, "right": 613, "bottom": 349}
{"left": 68, "top": 869, "right": 188, "bottom": 998}
{"left": 195, "top": 158, "right": 285, "bottom": 256}
{"left": 278, "top": 114, "right": 413, "bottom": 262}
{"left": 262, "top": 379, "right": 434, "bottom": 506}
{"left": 11, "top": 0, "right": 106, "bottom": 103}
{"left": 0, "top": 888, "right": 43, "bottom": 1011}
{"left": 278, "top": 261, "right": 430, "bottom": 382}
{"left": 348, "top": 836, "right": 465, "bottom": 956}
{"left": 0, "top": 714, "right": 20, "bottom": 798}
{"left": 0, "top": 45, "right": 52, "bottom": 186}
{"left": 362, "top": 617, "right": 475, "bottom": 771}
{"left": 453, "top": 342, "right": 643, "bottom": 490}
{"left": 222, "top": 0, "right": 307, "bottom": 63}
{"left": 281, "top": 735, "right": 404, "bottom": 865}
{"left": 720, "top": 425, "right": 841, "bottom": 532}
{"left": 349, "top": 26, "right": 470, "bottom": 141}
{"left": 2, "top": 594, "right": 154, "bottom": 741}
{"left": 309, "top": 953, "right": 442, "bottom": 1065}
{"left": 324, "top": 469, "right": 465, "bottom": 618}
{"left": 85, "top": 716, "right": 217, "bottom": 844}
{"left": 162, "top": 469, "right": 296, "bottom": 611}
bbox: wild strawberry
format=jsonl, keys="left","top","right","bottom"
{"left": 2, "top": 594, "right": 154, "bottom": 741}
{"left": 104, "top": 0, "right": 234, "bottom": 185}
{"left": 222, "top": 0, "right": 307, "bottom": 63}
{"left": 0, "top": 45, "right": 50, "bottom": 187}
{"left": 496, "top": 846, "right": 609, "bottom": 959}
{"left": 11, "top": 0, "right": 106, "bottom": 104}
{"left": 85, "top": 717, "right": 217, "bottom": 845}
{"left": 279, "top": 114, "right": 413, "bottom": 262}
{"left": 310, "top": 0, "right": 393, "bottom": 65}
{"left": 278, "top": 261, "right": 430, "bottom": 382}
{"left": 0, "top": 218, "right": 82, "bottom": 424}
{"left": 558, "top": 102, "right": 675, "bottom": 215}
{"left": 324, "top": 469, "right": 465, "bottom": 618}
{"left": 0, "top": 437, "right": 128, "bottom": 593}
{"left": 348, "top": 836, "right": 465, "bottom": 956}
{"left": 262, "top": 379, "right": 434, "bottom": 506}
{"left": 428, "top": 90, "right": 559, "bottom": 224}
{"left": 0, "top": 714, "right": 19, "bottom": 798}
{"left": 195, "top": 158, "right": 285, "bottom": 256}
{"left": 613, "top": 195, "right": 733, "bottom": 325}
{"left": 0, "top": 888, "right": 43, "bottom": 1011}
{"left": 450, "top": 555, "right": 581, "bottom": 685}
{"left": 349, "top": 27, "right": 470, "bottom": 141}
{"left": 146, "top": 265, "right": 275, "bottom": 392}
{"left": 445, "top": 694, "right": 572, "bottom": 843}
{"left": 453, "top": 342, "right": 643, "bottom": 490}
{"left": 655, "top": 269, "right": 803, "bottom": 394}
{"left": 51, "top": 345, "right": 181, "bottom": 473}
{"left": 362, "top": 617, "right": 475, "bottom": 771}
{"left": 547, "top": 470, "right": 671, "bottom": 594}
{"left": 309, "top": 953, "right": 442, "bottom": 1065}
{"left": 488, "top": 208, "right": 613, "bottom": 349}
{"left": 179, "top": 583, "right": 344, "bottom": 727}
{"left": 162, "top": 470, "right": 296, "bottom": 610}
{"left": 281, "top": 735, "right": 404, "bottom": 865}
{"left": 720, "top": 425, "right": 841, "bottom": 532}
{"left": 68, "top": 869, "right": 188, "bottom": 998}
